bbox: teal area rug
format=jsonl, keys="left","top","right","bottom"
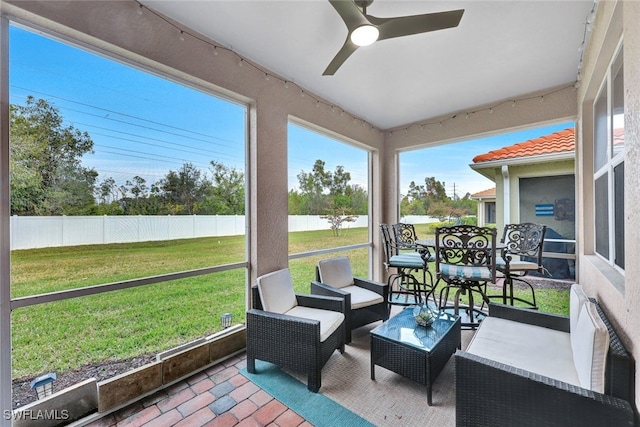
{"left": 240, "top": 360, "right": 374, "bottom": 427}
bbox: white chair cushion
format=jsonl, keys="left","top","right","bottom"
{"left": 256, "top": 268, "right": 298, "bottom": 314}
{"left": 467, "top": 317, "right": 580, "bottom": 388}
{"left": 495, "top": 257, "right": 539, "bottom": 271}
{"left": 317, "top": 257, "right": 354, "bottom": 289}
{"left": 570, "top": 283, "right": 589, "bottom": 334}
{"left": 341, "top": 285, "right": 384, "bottom": 310}
{"left": 571, "top": 301, "right": 609, "bottom": 393}
{"left": 285, "top": 306, "right": 345, "bottom": 342}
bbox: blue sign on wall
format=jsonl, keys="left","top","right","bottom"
{"left": 535, "top": 203, "right": 554, "bottom": 216}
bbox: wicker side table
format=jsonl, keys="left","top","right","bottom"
{"left": 370, "top": 306, "right": 461, "bottom": 405}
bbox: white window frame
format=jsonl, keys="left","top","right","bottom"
{"left": 593, "top": 40, "right": 624, "bottom": 274}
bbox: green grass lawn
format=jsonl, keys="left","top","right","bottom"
{"left": 10, "top": 226, "right": 569, "bottom": 380}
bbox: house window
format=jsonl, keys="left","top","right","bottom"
{"left": 485, "top": 202, "right": 496, "bottom": 224}
{"left": 593, "top": 43, "right": 624, "bottom": 271}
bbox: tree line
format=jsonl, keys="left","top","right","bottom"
{"left": 10, "top": 97, "right": 363, "bottom": 217}
{"left": 10, "top": 97, "right": 244, "bottom": 216}
{"left": 10, "top": 96, "right": 475, "bottom": 219}
{"left": 400, "top": 177, "right": 476, "bottom": 220}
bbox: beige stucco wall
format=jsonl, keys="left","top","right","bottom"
{"left": 576, "top": 0, "right": 640, "bottom": 408}
{"left": 1, "top": 0, "right": 387, "bottom": 284}
{"left": 2, "top": 0, "right": 579, "bottom": 288}
{"left": 4, "top": 0, "right": 639, "bottom": 412}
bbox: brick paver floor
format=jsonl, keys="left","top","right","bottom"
{"left": 86, "top": 352, "right": 313, "bottom": 427}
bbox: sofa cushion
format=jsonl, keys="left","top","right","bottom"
{"left": 570, "top": 283, "right": 589, "bottom": 334}
{"left": 571, "top": 301, "right": 609, "bottom": 393}
{"left": 341, "top": 285, "right": 384, "bottom": 309}
{"left": 257, "top": 268, "right": 298, "bottom": 314}
{"left": 466, "top": 317, "right": 580, "bottom": 388}
{"left": 285, "top": 306, "right": 345, "bottom": 342}
{"left": 317, "top": 257, "right": 354, "bottom": 289}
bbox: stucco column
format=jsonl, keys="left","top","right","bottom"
{"left": 377, "top": 133, "right": 399, "bottom": 283}
{"left": 501, "top": 165, "right": 511, "bottom": 226}
{"left": 249, "top": 102, "right": 289, "bottom": 287}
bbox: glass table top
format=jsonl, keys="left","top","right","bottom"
{"left": 371, "top": 306, "right": 459, "bottom": 352}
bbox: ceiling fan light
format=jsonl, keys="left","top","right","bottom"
{"left": 350, "top": 25, "right": 379, "bottom": 46}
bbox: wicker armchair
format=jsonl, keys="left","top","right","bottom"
{"left": 311, "top": 256, "right": 389, "bottom": 343}
{"left": 455, "top": 302, "right": 635, "bottom": 427}
{"left": 246, "top": 268, "right": 346, "bottom": 392}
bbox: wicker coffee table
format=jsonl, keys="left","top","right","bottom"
{"left": 370, "top": 306, "right": 461, "bottom": 405}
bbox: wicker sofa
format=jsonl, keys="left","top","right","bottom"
{"left": 455, "top": 285, "right": 636, "bottom": 427}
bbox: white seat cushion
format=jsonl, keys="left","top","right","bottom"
{"left": 318, "top": 257, "right": 354, "bottom": 289}
{"left": 256, "top": 268, "right": 298, "bottom": 314}
{"left": 571, "top": 301, "right": 609, "bottom": 393}
{"left": 341, "top": 285, "right": 384, "bottom": 310}
{"left": 570, "top": 283, "right": 589, "bottom": 334}
{"left": 496, "top": 257, "right": 539, "bottom": 271}
{"left": 285, "top": 306, "right": 345, "bottom": 342}
{"left": 467, "top": 317, "right": 580, "bottom": 388}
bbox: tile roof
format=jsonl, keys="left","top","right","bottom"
{"left": 472, "top": 128, "right": 575, "bottom": 163}
{"left": 471, "top": 188, "right": 496, "bottom": 198}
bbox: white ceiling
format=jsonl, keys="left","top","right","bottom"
{"left": 142, "top": 0, "right": 595, "bottom": 130}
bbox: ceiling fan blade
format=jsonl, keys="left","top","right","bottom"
{"left": 323, "top": 39, "right": 359, "bottom": 75}
{"left": 329, "top": 0, "right": 370, "bottom": 31}
{"left": 370, "top": 9, "right": 464, "bottom": 41}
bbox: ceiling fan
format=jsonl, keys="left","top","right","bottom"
{"left": 323, "top": 0, "right": 464, "bottom": 75}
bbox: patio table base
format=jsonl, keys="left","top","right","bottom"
{"left": 370, "top": 306, "right": 461, "bottom": 405}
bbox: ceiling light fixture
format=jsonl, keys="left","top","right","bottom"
{"left": 350, "top": 25, "right": 379, "bottom": 46}
{"left": 133, "top": 1, "right": 378, "bottom": 132}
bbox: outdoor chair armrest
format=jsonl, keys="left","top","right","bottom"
{"left": 247, "top": 308, "right": 322, "bottom": 344}
{"left": 310, "top": 282, "right": 351, "bottom": 311}
{"left": 488, "top": 303, "right": 570, "bottom": 332}
{"left": 455, "top": 350, "right": 635, "bottom": 427}
{"left": 310, "top": 281, "right": 349, "bottom": 298}
{"left": 310, "top": 278, "right": 388, "bottom": 302}
{"left": 353, "top": 277, "right": 388, "bottom": 298}
{"left": 296, "top": 293, "right": 345, "bottom": 314}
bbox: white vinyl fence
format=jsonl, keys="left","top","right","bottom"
{"left": 10, "top": 214, "right": 438, "bottom": 250}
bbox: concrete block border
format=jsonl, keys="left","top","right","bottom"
{"left": 11, "top": 326, "right": 246, "bottom": 426}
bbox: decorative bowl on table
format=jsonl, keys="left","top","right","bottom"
{"left": 413, "top": 304, "right": 436, "bottom": 327}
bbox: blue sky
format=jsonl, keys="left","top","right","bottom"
{"left": 11, "top": 24, "right": 572, "bottom": 199}
{"left": 400, "top": 122, "right": 573, "bottom": 198}
{"left": 10, "top": 25, "right": 246, "bottom": 189}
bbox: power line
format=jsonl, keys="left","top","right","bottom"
{"left": 93, "top": 145, "right": 211, "bottom": 169}
{"left": 11, "top": 85, "right": 238, "bottom": 144}
{"left": 76, "top": 125, "right": 241, "bottom": 161}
